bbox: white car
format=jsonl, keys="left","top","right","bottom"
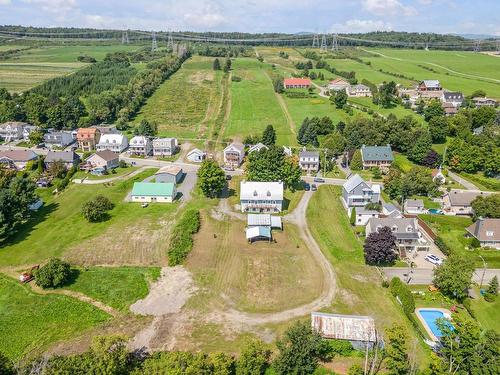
{"left": 425, "top": 254, "right": 443, "bottom": 266}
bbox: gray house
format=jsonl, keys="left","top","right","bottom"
{"left": 154, "top": 165, "right": 183, "bottom": 184}
{"left": 466, "top": 218, "right": 500, "bottom": 250}
{"left": 44, "top": 150, "right": 80, "bottom": 169}
{"left": 342, "top": 174, "right": 381, "bottom": 209}
{"left": 299, "top": 149, "right": 320, "bottom": 173}
{"left": 43, "top": 131, "right": 74, "bottom": 148}
{"left": 0, "top": 122, "right": 26, "bottom": 141}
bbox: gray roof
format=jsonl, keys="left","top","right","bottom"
{"left": 92, "top": 150, "right": 119, "bottom": 162}
{"left": 300, "top": 150, "right": 320, "bottom": 158}
{"left": 443, "top": 92, "right": 463, "bottom": 100}
{"left": 247, "top": 214, "right": 282, "bottom": 228}
{"left": 383, "top": 203, "right": 398, "bottom": 212}
{"left": 0, "top": 150, "right": 38, "bottom": 162}
{"left": 405, "top": 199, "right": 424, "bottom": 208}
{"left": 361, "top": 145, "right": 393, "bottom": 162}
{"left": 45, "top": 150, "right": 80, "bottom": 163}
{"left": 367, "top": 217, "right": 420, "bottom": 240}
{"left": 225, "top": 142, "right": 244, "bottom": 154}
{"left": 355, "top": 207, "right": 379, "bottom": 215}
{"left": 351, "top": 84, "right": 370, "bottom": 90}
{"left": 447, "top": 190, "right": 487, "bottom": 207}
{"left": 466, "top": 219, "right": 500, "bottom": 242}
{"left": 343, "top": 174, "right": 365, "bottom": 193}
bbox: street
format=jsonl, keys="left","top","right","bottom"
{"left": 382, "top": 267, "right": 500, "bottom": 285}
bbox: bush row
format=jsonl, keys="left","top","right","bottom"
{"left": 389, "top": 277, "right": 415, "bottom": 315}
{"left": 167, "top": 209, "right": 201, "bottom": 266}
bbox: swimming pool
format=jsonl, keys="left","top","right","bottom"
{"left": 416, "top": 308, "right": 452, "bottom": 340}
{"left": 428, "top": 209, "right": 443, "bottom": 215}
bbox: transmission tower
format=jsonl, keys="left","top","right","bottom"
{"left": 121, "top": 27, "right": 129, "bottom": 44}
{"left": 473, "top": 39, "right": 481, "bottom": 53}
{"left": 151, "top": 31, "right": 158, "bottom": 52}
{"left": 312, "top": 34, "right": 319, "bottom": 48}
{"left": 496, "top": 39, "right": 500, "bottom": 53}
{"left": 331, "top": 34, "right": 339, "bottom": 52}
{"left": 167, "top": 30, "right": 174, "bottom": 50}
{"left": 320, "top": 34, "right": 327, "bottom": 52}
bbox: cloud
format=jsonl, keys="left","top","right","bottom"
{"left": 21, "top": 0, "right": 77, "bottom": 13}
{"left": 0, "top": 0, "right": 11, "bottom": 5}
{"left": 331, "top": 19, "right": 393, "bottom": 33}
{"left": 362, "top": 0, "right": 417, "bottom": 16}
{"left": 183, "top": 3, "right": 227, "bottom": 29}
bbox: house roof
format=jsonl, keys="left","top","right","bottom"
{"left": 187, "top": 148, "right": 205, "bottom": 156}
{"left": 405, "top": 199, "right": 424, "bottom": 208}
{"left": 45, "top": 150, "right": 80, "bottom": 163}
{"left": 355, "top": 207, "right": 379, "bottom": 215}
{"left": 383, "top": 203, "right": 398, "bottom": 213}
{"left": 0, "top": 150, "right": 38, "bottom": 162}
{"left": 350, "top": 84, "right": 370, "bottom": 91}
{"left": 247, "top": 214, "right": 282, "bottom": 228}
{"left": 98, "top": 134, "right": 126, "bottom": 145}
{"left": 130, "top": 136, "right": 149, "bottom": 145}
{"left": 224, "top": 142, "right": 244, "bottom": 154}
{"left": 156, "top": 165, "right": 183, "bottom": 176}
{"left": 246, "top": 226, "right": 272, "bottom": 239}
{"left": 299, "top": 150, "right": 320, "bottom": 158}
{"left": 361, "top": 145, "right": 393, "bottom": 162}
{"left": 240, "top": 181, "right": 284, "bottom": 201}
{"left": 466, "top": 218, "right": 500, "bottom": 242}
{"left": 0, "top": 121, "right": 28, "bottom": 130}
{"left": 311, "top": 312, "right": 377, "bottom": 342}
{"left": 284, "top": 78, "right": 312, "bottom": 86}
{"left": 131, "top": 182, "right": 175, "bottom": 197}
{"left": 77, "top": 127, "right": 98, "bottom": 137}
{"left": 153, "top": 137, "right": 176, "bottom": 145}
{"left": 447, "top": 190, "right": 487, "bottom": 207}
{"left": 421, "top": 80, "right": 441, "bottom": 88}
{"left": 90, "top": 124, "right": 118, "bottom": 134}
{"left": 343, "top": 174, "right": 366, "bottom": 193}
{"left": 443, "top": 92, "right": 463, "bottom": 100}
{"left": 367, "top": 217, "right": 420, "bottom": 240}
{"left": 329, "top": 78, "right": 349, "bottom": 85}
{"left": 248, "top": 143, "right": 269, "bottom": 153}
{"left": 473, "top": 97, "right": 497, "bottom": 104}
{"left": 90, "top": 150, "right": 119, "bottom": 162}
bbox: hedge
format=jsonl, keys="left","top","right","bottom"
{"left": 389, "top": 277, "right": 415, "bottom": 315}
{"left": 167, "top": 209, "right": 201, "bottom": 266}
{"left": 434, "top": 236, "right": 451, "bottom": 256}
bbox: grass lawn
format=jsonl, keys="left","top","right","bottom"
{"left": 393, "top": 153, "right": 416, "bottom": 173}
{"left": 419, "top": 214, "right": 500, "bottom": 268}
{"left": 470, "top": 288, "right": 500, "bottom": 332}
{"left": 0, "top": 169, "right": 181, "bottom": 267}
{"left": 459, "top": 172, "right": 500, "bottom": 192}
{"left": 72, "top": 166, "right": 139, "bottom": 181}
{"left": 134, "top": 56, "right": 224, "bottom": 139}
{"left": 307, "top": 185, "right": 429, "bottom": 366}
{"left": 65, "top": 266, "right": 160, "bottom": 311}
{"left": 0, "top": 274, "right": 109, "bottom": 360}
{"left": 225, "top": 58, "right": 293, "bottom": 145}
{"left": 348, "top": 96, "right": 424, "bottom": 124}
{"left": 411, "top": 195, "right": 440, "bottom": 210}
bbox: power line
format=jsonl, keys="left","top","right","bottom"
{"left": 151, "top": 31, "right": 158, "bottom": 52}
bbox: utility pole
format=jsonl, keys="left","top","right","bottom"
{"left": 167, "top": 29, "right": 174, "bottom": 50}
{"left": 151, "top": 31, "right": 158, "bottom": 52}
{"left": 331, "top": 33, "right": 339, "bottom": 52}
{"left": 320, "top": 34, "right": 327, "bottom": 52}
{"left": 312, "top": 34, "right": 319, "bottom": 48}
{"left": 121, "top": 26, "right": 129, "bottom": 44}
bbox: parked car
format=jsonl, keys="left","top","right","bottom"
{"left": 314, "top": 177, "right": 325, "bottom": 183}
{"left": 304, "top": 183, "right": 310, "bottom": 191}
{"left": 424, "top": 254, "right": 443, "bottom": 266}
{"left": 311, "top": 184, "right": 317, "bottom": 191}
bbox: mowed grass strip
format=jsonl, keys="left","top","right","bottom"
{"left": 225, "top": 58, "right": 293, "bottom": 144}
{"left": 0, "top": 273, "right": 109, "bottom": 360}
{"left": 134, "top": 56, "right": 223, "bottom": 139}
{"left": 65, "top": 266, "right": 160, "bottom": 311}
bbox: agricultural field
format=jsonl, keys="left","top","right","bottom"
{"left": 225, "top": 58, "right": 294, "bottom": 145}
{"left": 134, "top": 56, "right": 225, "bottom": 140}
{"left": 0, "top": 44, "right": 141, "bottom": 92}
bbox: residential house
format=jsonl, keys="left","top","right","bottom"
{"left": 431, "top": 169, "right": 445, "bottom": 184}
{"left": 382, "top": 203, "right": 402, "bottom": 218}
{"left": 366, "top": 217, "right": 431, "bottom": 255}
{"left": 130, "top": 182, "right": 177, "bottom": 203}
{"left": 328, "top": 78, "right": 350, "bottom": 92}
{"left": 86, "top": 150, "right": 119, "bottom": 170}
{"left": 466, "top": 218, "right": 500, "bottom": 250}
{"left": 354, "top": 207, "right": 380, "bottom": 226}
{"left": 442, "top": 189, "right": 489, "bottom": 216}
{"left": 347, "top": 84, "right": 372, "bottom": 97}
{"left": 0, "top": 122, "right": 26, "bottom": 141}
{"left": 442, "top": 102, "right": 458, "bottom": 116}
{"left": 441, "top": 91, "right": 464, "bottom": 107}
{"left": 299, "top": 149, "right": 320, "bottom": 173}
{"left": 284, "top": 77, "right": 311, "bottom": 89}
{"left": 473, "top": 97, "right": 497, "bottom": 108}
{"left": 90, "top": 124, "right": 118, "bottom": 134}
{"left": 186, "top": 148, "right": 206, "bottom": 163}
{"left": 43, "top": 131, "right": 74, "bottom": 148}
{"left": 404, "top": 199, "right": 426, "bottom": 215}
{"left": 418, "top": 80, "right": 442, "bottom": 92}
{"left": 248, "top": 143, "right": 269, "bottom": 154}
{"left": 360, "top": 144, "right": 393, "bottom": 170}
{"left": 224, "top": 142, "right": 245, "bottom": 168}
{"left": 342, "top": 174, "right": 381, "bottom": 209}
{"left": 128, "top": 136, "right": 152, "bottom": 156}
{"left": 96, "top": 134, "right": 129, "bottom": 153}
{"left": 44, "top": 150, "right": 80, "bottom": 169}
{"left": 77, "top": 127, "right": 101, "bottom": 152}
{"left": 0, "top": 150, "right": 38, "bottom": 170}
{"left": 240, "top": 181, "right": 284, "bottom": 213}
{"left": 22, "top": 125, "right": 38, "bottom": 141}
{"left": 152, "top": 138, "right": 178, "bottom": 157}
{"left": 154, "top": 165, "right": 183, "bottom": 184}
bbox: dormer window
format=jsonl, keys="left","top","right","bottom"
{"left": 486, "top": 231, "right": 494, "bottom": 237}
{"left": 391, "top": 225, "right": 398, "bottom": 232}
{"left": 267, "top": 191, "right": 271, "bottom": 197}
{"left": 406, "top": 226, "right": 413, "bottom": 232}
{"left": 253, "top": 191, "right": 258, "bottom": 196}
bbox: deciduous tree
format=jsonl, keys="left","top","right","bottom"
{"left": 433, "top": 254, "right": 473, "bottom": 301}
{"left": 197, "top": 160, "right": 226, "bottom": 198}
{"left": 364, "top": 226, "right": 397, "bottom": 265}
{"left": 34, "top": 258, "right": 71, "bottom": 289}
{"left": 236, "top": 339, "right": 271, "bottom": 375}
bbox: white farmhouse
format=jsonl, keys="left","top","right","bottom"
{"left": 128, "top": 136, "right": 152, "bottom": 156}
{"left": 240, "top": 181, "right": 284, "bottom": 213}
{"left": 96, "top": 133, "right": 129, "bottom": 153}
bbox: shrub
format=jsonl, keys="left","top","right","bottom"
{"left": 34, "top": 258, "right": 71, "bottom": 289}
{"left": 470, "top": 238, "right": 481, "bottom": 249}
{"left": 167, "top": 210, "right": 201, "bottom": 266}
{"left": 434, "top": 236, "right": 451, "bottom": 256}
{"left": 81, "top": 195, "right": 114, "bottom": 222}
{"left": 118, "top": 160, "right": 128, "bottom": 168}
{"left": 389, "top": 277, "right": 415, "bottom": 315}
{"left": 326, "top": 339, "right": 354, "bottom": 357}
{"left": 231, "top": 76, "right": 242, "bottom": 82}
{"left": 483, "top": 292, "right": 496, "bottom": 302}
{"left": 350, "top": 207, "right": 356, "bottom": 226}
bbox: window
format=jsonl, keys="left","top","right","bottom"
{"left": 391, "top": 225, "right": 398, "bottom": 232}
{"left": 406, "top": 226, "right": 413, "bottom": 232}
{"left": 486, "top": 231, "right": 494, "bottom": 237}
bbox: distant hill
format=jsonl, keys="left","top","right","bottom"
{"left": 457, "top": 33, "right": 499, "bottom": 40}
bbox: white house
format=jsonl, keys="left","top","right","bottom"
{"left": 152, "top": 138, "right": 178, "bottom": 157}
{"left": 466, "top": 219, "right": 500, "bottom": 250}
{"left": 342, "top": 174, "right": 381, "bottom": 209}
{"left": 299, "top": 149, "right": 320, "bottom": 173}
{"left": 187, "top": 148, "right": 206, "bottom": 163}
{"left": 43, "top": 131, "right": 74, "bottom": 148}
{"left": 0, "top": 122, "right": 26, "bottom": 141}
{"left": 432, "top": 169, "right": 445, "bottom": 184}
{"left": 96, "top": 134, "right": 129, "bottom": 153}
{"left": 441, "top": 92, "right": 464, "bottom": 108}
{"left": 354, "top": 207, "right": 380, "bottom": 226}
{"left": 0, "top": 150, "right": 38, "bottom": 170}
{"left": 224, "top": 142, "right": 245, "bottom": 168}
{"left": 328, "top": 78, "right": 350, "bottom": 92}
{"left": 404, "top": 199, "right": 427, "bottom": 215}
{"left": 240, "top": 181, "right": 284, "bottom": 213}
{"left": 347, "top": 84, "right": 372, "bottom": 97}
{"left": 130, "top": 182, "right": 176, "bottom": 203}
{"left": 86, "top": 150, "right": 119, "bottom": 170}
{"left": 128, "top": 136, "right": 152, "bottom": 156}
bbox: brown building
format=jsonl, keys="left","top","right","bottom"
{"left": 77, "top": 127, "right": 101, "bottom": 152}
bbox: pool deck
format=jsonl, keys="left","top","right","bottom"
{"left": 415, "top": 307, "right": 451, "bottom": 341}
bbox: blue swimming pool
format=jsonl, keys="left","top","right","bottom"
{"left": 428, "top": 209, "right": 443, "bottom": 215}
{"left": 418, "top": 309, "right": 450, "bottom": 338}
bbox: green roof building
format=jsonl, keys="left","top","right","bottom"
{"left": 131, "top": 182, "right": 176, "bottom": 203}
{"left": 360, "top": 144, "right": 393, "bottom": 170}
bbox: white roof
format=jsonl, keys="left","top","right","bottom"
{"left": 372, "top": 184, "right": 381, "bottom": 193}
{"left": 422, "top": 80, "right": 440, "bottom": 88}
{"left": 130, "top": 136, "right": 149, "bottom": 145}
{"left": 311, "top": 312, "right": 377, "bottom": 342}
{"left": 224, "top": 142, "right": 244, "bottom": 154}
{"left": 248, "top": 143, "right": 269, "bottom": 153}
{"left": 187, "top": 148, "right": 205, "bottom": 156}
{"left": 240, "top": 181, "right": 284, "bottom": 201}
{"left": 247, "top": 214, "right": 282, "bottom": 228}
{"left": 98, "top": 133, "right": 126, "bottom": 145}
{"left": 246, "top": 226, "right": 272, "bottom": 239}
{"left": 343, "top": 174, "right": 365, "bottom": 193}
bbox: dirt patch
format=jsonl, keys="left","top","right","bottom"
{"left": 130, "top": 266, "right": 197, "bottom": 316}
{"left": 189, "top": 71, "right": 214, "bottom": 84}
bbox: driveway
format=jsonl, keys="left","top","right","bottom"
{"left": 382, "top": 267, "right": 500, "bottom": 285}
{"left": 447, "top": 171, "right": 478, "bottom": 190}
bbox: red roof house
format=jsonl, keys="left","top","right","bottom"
{"left": 284, "top": 78, "right": 312, "bottom": 89}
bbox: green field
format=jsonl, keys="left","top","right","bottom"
{"left": 66, "top": 266, "right": 160, "bottom": 311}
{"left": 471, "top": 288, "right": 500, "bottom": 332}
{"left": 459, "top": 172, "right": 500, "bottom": 192}
{"left": 0, "top": 274, "right": 109, "bottom": 360}
{"left": 134, "top": 56, "right": 224, "bottom": 139}
{"left": 225, "top": 58, "right": 294, "bottom": 144}
{"left": 347, "top": 96, "right": 425, "bottom": 124}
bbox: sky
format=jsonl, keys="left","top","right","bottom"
{"left": 0, "top": 0, "right": 499, "bottom": 36}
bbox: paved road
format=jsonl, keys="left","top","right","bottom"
{"left": 447, "top": 171, "right": 479, "bottom": 190}
{"left": 383, "top": 267, "right": 500, "bottom": 285}
{"left": 302, "top": 175, "right": 346, "bottom": 186}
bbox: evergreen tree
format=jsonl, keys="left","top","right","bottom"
{"left": 350, "top": 150, "right": 363, "bottom": 170}
{"left": 213, "top": 58, "right": 221, "bottom": 70}
{"left": 223, "top": 58, "right": 232, "bottom": 73}
{"left": 261, "top": 125, "right": 276, "bottom": 146}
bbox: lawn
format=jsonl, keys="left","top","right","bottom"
{"left": 470, "top": 288, "right": 500, "bottom": 332}
{"left": 393, "top": 152, "right": 416, "bottom": 173}
{"left": 134, "top": 56, "right": 225, "bottom": 139}
{"left": 307, "top": 185, "right": 429, "bottom": 365}
{"left": 411, "top": 196, "right": 440, "bottom": 210}
{"left": 225, "top": 58, "right": 294, "bottom": 145}
{"left": 66, "top": 266, "right": 160, "bottom": 311}
{"left": 0, "top": 169, "right": 180, "bottom": 267}
{"left": 0, "top": 273, "right": 109, "bottom": 360}
{"left": 72, "top": 166, "right": 139, "bottom": 181}
{"left": 419, "top": 214, "right": 500, "bottom": 268}
{"left": 347, "top": 96, "right": 424, "bottom": 124}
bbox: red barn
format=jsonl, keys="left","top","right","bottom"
{"left": 284, "top": 78, "right": 312, "bottom": 89}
